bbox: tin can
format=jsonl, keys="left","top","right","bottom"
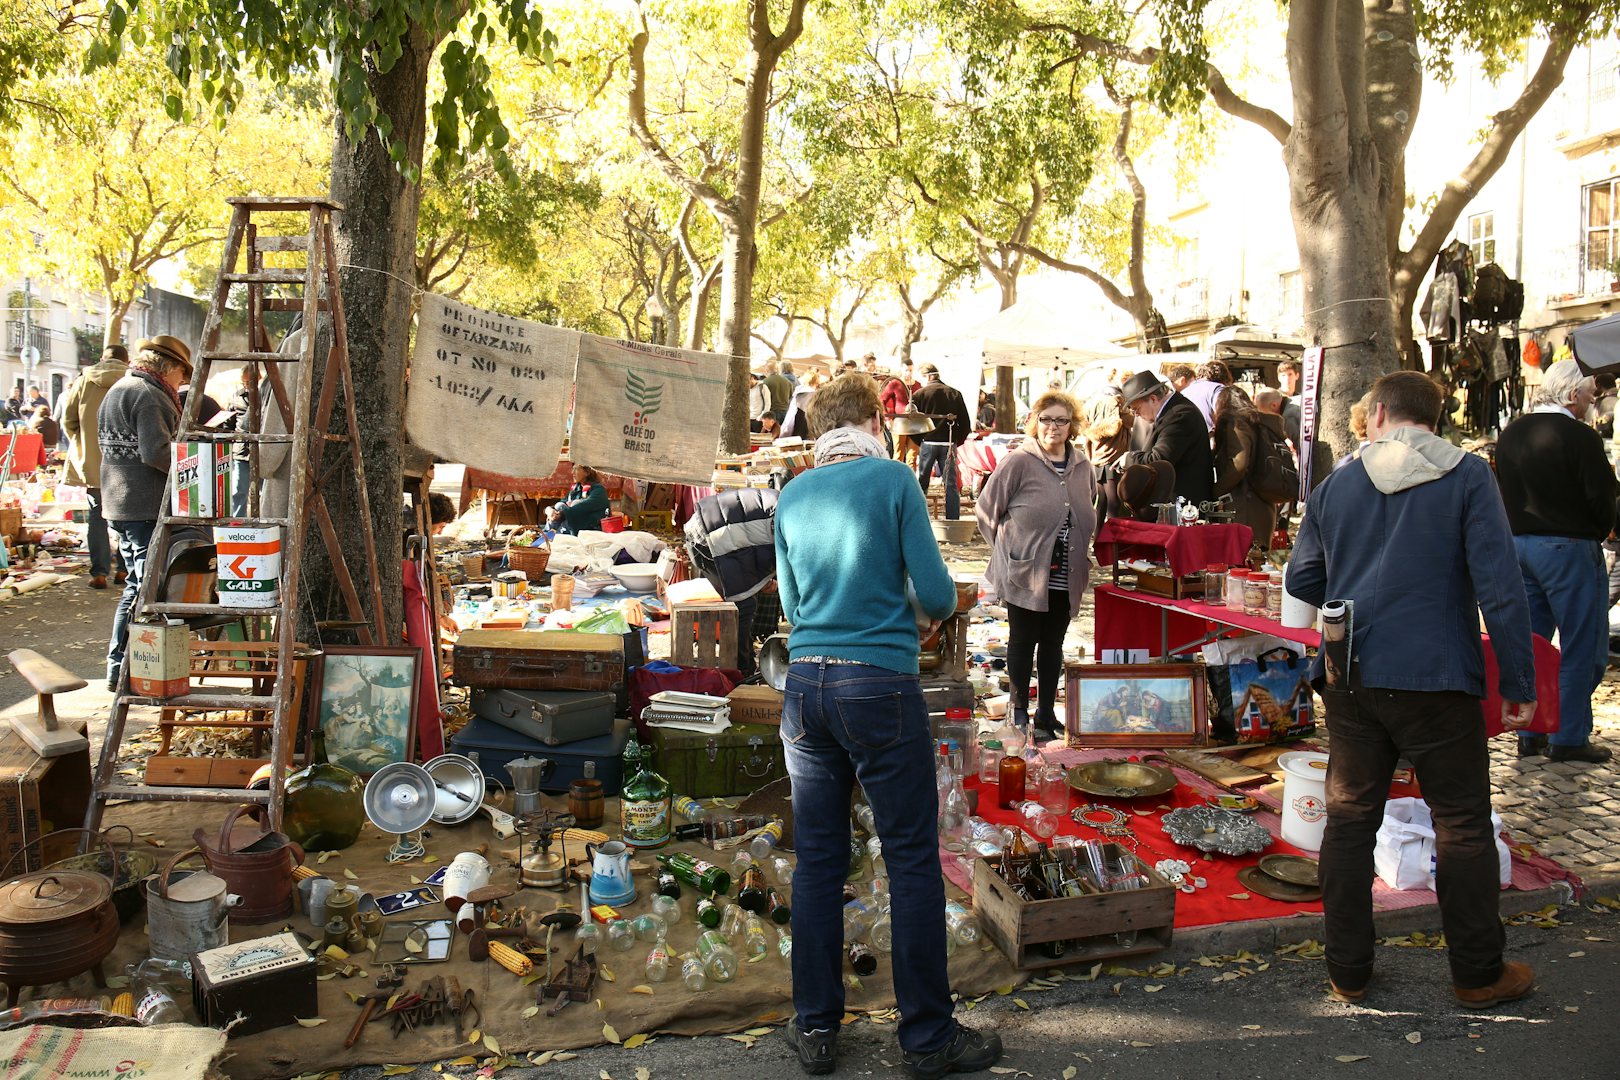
{"left": 216, "top": 524, "right": 282, "bottom": 608}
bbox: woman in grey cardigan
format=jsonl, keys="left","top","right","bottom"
{"left": 975, "top": 390, "right": 1097, "bottom": 738}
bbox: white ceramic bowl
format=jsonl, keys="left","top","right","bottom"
{"left": 982, "top": 694, "right": 1009, "bottom": 719}
{"left": 609, "top": 563, "right": 662, "bottom": 592}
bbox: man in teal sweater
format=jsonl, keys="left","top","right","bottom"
{"left": 775, "top": 374, "right": 1001, "bottom": 1080}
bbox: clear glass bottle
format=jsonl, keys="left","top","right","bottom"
{"left": 650, "top": 894, "right": 680, "bottom": 927}
{"left": 769, "top": 855, "right": 794, "bottom": 885}
{"left": 576, "top": 920, "right": 601, "bottom": 957}
{"left": 129, "top": 958, "right": 188, "bottom": 1025}
{"left": 632, "top": 913, "right": 665, "bottom": 942}
{"left": 743, "top": 913, "right": 771, "bottom": 961}
{"left": 748, "top": 819, "right": 784, "bottom": 860}
{"left": 852, "top": 803, "right": 877, "bottom": 836}
{"left": 938, "top": 771, "right": 971, "bottom": 853}
{"left": 680, "top": 951, "right": 708, "bottom": 991}
{"left": 1038, "top": 764, "right": 1069, "bottom": 814}
{"left": 606, "top": 918, "right": 636, "bottom": 951}
{"left": 944, "top": 900, "right": 980, "bottom": 945}
{"left": 695, "top": 929, "right": 739, "bottom": 982}
{"left": 1020, "top": 800, "right": 1058, "bottom": 839}
{"left": 843, "top": 894, "right": 882, "bottom": 942}
{"left": 992, "top": 717, "right": 1027, "bottom": 759}
{"left": 645, "top": 942, "right": 671, "bottom": 982}
{"left": 720, "top": 902, "right": 746, "bottom": 940}
{"left": 869, "top": 913, "right": 893, "bottom": 953}
{"left": 978, "top": 739, "right": 1004, "bottom": 785}
{"left": 776, "top": 927, "right": 793, "bottom": 960}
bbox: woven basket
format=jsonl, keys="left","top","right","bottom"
{"left": 506, "top": 544, "right": 551, "bottom": 580}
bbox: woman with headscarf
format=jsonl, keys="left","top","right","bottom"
{"left": 976, "top": 389, "right": 1097, "bottom": 737}
{"left": 545, "top": 464, "right": 610, "bottom": 534}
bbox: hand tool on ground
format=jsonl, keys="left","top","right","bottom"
{"left": 541, "top": 944, "right": 598, "bottom": 1016}
{"left": 346, "top": 989, "right": 394, "bottom": 1050}
{"left": 447, "top": 977, "right": 480, "bottom": 1042}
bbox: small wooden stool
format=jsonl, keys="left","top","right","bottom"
{"left": 670, "top": 601, "right": 739, "bottom": 668}
{"left": 5, "top": 649, "right": 90, "bottom": 758}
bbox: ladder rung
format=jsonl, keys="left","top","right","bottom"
{"left": 95, "top": 784, "right": 272, "bottom": 804}
{"left": 264, "top": 298, "right": 327, "bottom": 311}
{"left": 199, "top": 351, "right": 303, "bottom": 363}
{"left": 253, "top": 236, "right": 308, "bottom": 252}
{"left": 158, "top": 515, "right": 290, "bottom": 529}
{"left": 222, "top": 270, "right": 306, "bottom": 285}
{"left": 122, "top": 692, "right": 278, "bottom": 710}
{"left": 175, "top": 432, "right": 295, "bottom": 444}
{"left": 158, "top": 717, "right": 276, "bottom": 729}
{"left": 145, "top": 603, "right": 281, "bottom": 618}
{"left": 227, "top": 196, "right": 342, "bottom": 210}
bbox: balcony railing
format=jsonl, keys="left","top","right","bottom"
{"left": 1542, "top": 242, "right": 1619, "bottom": 305}
{"left": 4, "top": 320, "right": 52, "bottom": 360}
{"left": 1161, "top": 277, "right": 1210, "bottom": 325}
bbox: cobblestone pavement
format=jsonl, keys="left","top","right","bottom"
{"left": 1490, "top": 679, "right": 1620, "bottom": 880}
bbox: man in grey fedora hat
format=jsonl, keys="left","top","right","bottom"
{"left": 1118, "top": 370, "right": 1214, "bottom": 505}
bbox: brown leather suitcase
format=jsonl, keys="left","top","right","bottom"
{"left": 452, "top": 630, "right": 627, "bottom": 712}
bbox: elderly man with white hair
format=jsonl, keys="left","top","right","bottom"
{"left": 1494, "top": 358, "right": 1619, "bottom": 763}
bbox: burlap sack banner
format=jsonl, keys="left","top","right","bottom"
{"left": 569, "top": 333, "right": 729, "bottom": 485}
{"left": 406, "top": 294, "right": 575, "bottom": 476}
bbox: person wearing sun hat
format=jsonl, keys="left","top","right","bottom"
{"left": 97, "top": 333, "right": 192, "bottom": 692}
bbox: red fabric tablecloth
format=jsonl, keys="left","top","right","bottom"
{"left": 1093, "top": 583, "right": 1561, "bottom": 737}
{"left": 1093, "top": 519, "right": 1254, "bottom": 577}
{"left": 0, "top": 433, "right": 47, "bottom": 475}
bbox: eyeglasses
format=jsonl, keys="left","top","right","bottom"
{"left": 1037, "top": 415, "right": 1072, "bottom": 426}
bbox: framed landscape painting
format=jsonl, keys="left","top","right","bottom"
{"left": 312, "top": 646, "right": 422, "bottom": 775}
{"left": 1064, "top": 663, "right": 1209, "bottom": 748}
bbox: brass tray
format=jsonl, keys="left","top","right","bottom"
{"left": 1238, "top": 865, "right": 1321, "bottom": 903}
{"left": 1257, "top": 853, "right": 1320, "bottom": 887}
{"left": 1066, "top": 760, "right": 1178, "bottom": 800}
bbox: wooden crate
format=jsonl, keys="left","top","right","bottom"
{"left": 972, "top": 849, "right": 1176, "bottom": 969}
{"left": 670, "top": 601, "right": 739, "bottom": 668}
{"left": 0, "top": 506, "right": 20, "bottom": 541}
{"left": 0, "top": 721, "right": 90, "bottom": 874}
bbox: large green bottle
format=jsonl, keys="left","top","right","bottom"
{"left": 282, "top": 730, "right": 365, "bottom": 852}
{"left": 656, "top": 851, "right": 731, "bottom": 896}
{"left": 620, "top": 740, "right": 672, "bottom": 850}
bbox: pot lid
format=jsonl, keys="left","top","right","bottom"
{"left": 0, "top": 870, "right": 112, "bottom": 923}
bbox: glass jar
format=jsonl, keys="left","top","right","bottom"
{"left": 1037, "top": 764, "right": 1069, "bottom": 814}
{"left": 1225, "top": 569, "right": 1247, "bottom": 612}
{"left": 978, "top": 740, "right": 1004, "bottom": 786}
{"left": 1266, "top": 572, "right": 1284, "bottom": 619}
{"left": 1243, "top": 572, "right": 1267, "bottom": 616}
{"left": 1204, "top": 565, "right": 1225, "bottom": 606}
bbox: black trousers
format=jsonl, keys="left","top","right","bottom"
{"left": 1005, "top": 590, "right": 1071, "bottom": 728}
{"left": 1318, "top": 668, "right": 1504, "bottom": 991}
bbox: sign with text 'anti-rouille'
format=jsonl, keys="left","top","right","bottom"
{"left": 569, "top": 334, "right": 729, "bottom": 485}
{"left": 406, "top": 294, "right": 575, "bottom": 476}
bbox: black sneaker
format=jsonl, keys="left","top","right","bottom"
{"left": 902, "top": 1023, "right": 1004, "bottom": 1080}
{"left": 784, "top": 1019, "right": 837, "bottom": 1075}
{"left": 1516, "top": 735, "right": 1548, "bottom": 759}
{"left": 1547, "top": 742, "right": 1613, "bottom": 764}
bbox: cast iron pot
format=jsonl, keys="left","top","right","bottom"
{"left": 0, "top": 869, "right": 121, "bottom": 1006}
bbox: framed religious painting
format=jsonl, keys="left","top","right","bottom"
{"left": 1064, "top": 662, "right": 1209, "bottom": 748}
{"left": 312, "top": 646, "right": 422, "bottom": 775}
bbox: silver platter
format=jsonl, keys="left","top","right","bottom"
{"left": 1161, "top": 806, "right": 1275, "bottom": 856}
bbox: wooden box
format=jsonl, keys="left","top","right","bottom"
{"left": 0, "top": 721, "right": 90, "bottom": 873}
{"left": 670, "top": 601, "right": 739, "bottom": 669}
{"left": 1122, "top": 566, "right": 1206, "bottom": 600}
{"left": 972, "top": 848, "right": 1176, "bottom": 969}
{"left": 727, "top": 684, "right": 783, "bottom": 726}
{"left": 192, "top": 931, "right": 318, "bottom": 1038}
{"left": 0, "top": 506, "right": 20, "bottom": 542}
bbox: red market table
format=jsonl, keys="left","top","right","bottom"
{"left": 1093, "top": 518, "right": 1254, "bottom": 579}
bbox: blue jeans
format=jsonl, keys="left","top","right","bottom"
{"left": 1514, "top": 534, "right": 1606, "bottom": 747}
{"left": 84, "top": 488, "right": 124, "bottom": 578}
{"left": 106, "top": 519, "right": 156, "bottom": 686}
{"left": 916, "top": 442, "right": 959, "bottom": 520}
{"left": 782, "top": 661, "right": 954, "bottom": 1055}
{"left": 231, "top": 459, "right": 251, "bottom": 517}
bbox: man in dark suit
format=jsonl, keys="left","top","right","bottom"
{"left": 1118, "top": 370, "right": 1214, "bottom": 504}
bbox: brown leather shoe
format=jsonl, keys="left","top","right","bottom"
{"left": 87, "top": 575, "right": 108, "bottom": 590}
{"left": 1454, "top": 961, "right": 1535, "bottom": 1009}
{"left": 1327, "top": 979, "right": 1366, "bottom": 1003}
{"left": 113, "top": 570, "right": 128, "bottom": 585}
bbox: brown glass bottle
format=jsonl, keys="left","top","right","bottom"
{"left": 998, "top": 753, "right": 1026, "bottom": 809}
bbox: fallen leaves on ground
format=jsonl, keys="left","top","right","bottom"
{"left": 293, "top": 1018, "right": 327, "bottom": 1028}
{"left": 1334, "top": 1054, "right": 1370, "bottom": 1063}
{"left": 603, "top": 1023, "right": 621, "bottom": 1044}
{"left": 623, "top": 1033, "right": 649, "bottom": 1049}
{"left": 1405, "top": 1032, "right": 1422, "bottom": 1044}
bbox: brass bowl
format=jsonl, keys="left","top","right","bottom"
{"left": 1065, "top": 760, "right": 1178, "bottom": 800}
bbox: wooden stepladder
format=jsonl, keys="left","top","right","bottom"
{"left": 85, "top": 197, "right": 386, "bottom": 838}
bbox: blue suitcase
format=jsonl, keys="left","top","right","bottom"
{"left": 449, "top": 715, "right": 632, "bottom": 795}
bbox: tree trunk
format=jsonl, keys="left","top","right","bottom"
{"left": 716, "top": 227, "right": 753, "bottom": 452}
{"left": 1138, "top": 306, "right": 1171, "bottom": 353}
{"left": 103, "top": 296, "right": 133, "bottom": 347}
{"left": 309, "top": 25, "right": 437, "bottom": 645}
{"left": 993, "top": 271, "right": 1017, "bottom": 434}
{"left": 1285, "top": 0, "right": 1400, "bottom": 461}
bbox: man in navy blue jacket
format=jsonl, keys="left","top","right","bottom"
{"left": 1287, "top": 371, "right": 1538, "bottom": 1011}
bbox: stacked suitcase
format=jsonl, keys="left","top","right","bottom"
{"left": 450, "top": 630, "right": 631, "bottom": 793}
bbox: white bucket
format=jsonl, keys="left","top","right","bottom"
{"left": 1278, "top": 750, "right": 1330, "bottom": 851}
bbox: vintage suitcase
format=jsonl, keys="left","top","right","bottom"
{"left": 191, "top": 931, "right": 318, "bottom": 1038}
{"left": 452, "top": 629, "right": 627, "bottom": 712}
{"left": 644, "top": 721, "right": 784, "bottom": 799}
{"left": 450, "top": 715, "right": 631, "bottom": 795}
{"left": 471, "top": 687, "right": 616, "bottom": 745}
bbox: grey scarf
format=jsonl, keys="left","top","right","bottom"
{"left": 813, "top": 426, "right": 888, "bottom": 467}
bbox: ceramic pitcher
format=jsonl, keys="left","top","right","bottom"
{"left": 586, "top": 840, "right": 636, "bottom": 906}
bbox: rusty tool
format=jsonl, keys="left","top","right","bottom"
{"left": 541, "top": 944, "right": 598, "bottom": 1017}
{"left": 447, "top": 977, "right": 481, "bottom": 1042}
{"left": 346, "top": 989, "right": 394, "bottom": 1050}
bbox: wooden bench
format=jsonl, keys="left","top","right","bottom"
{"left": 5, "top": 649, "right": 90, "bottom": 758}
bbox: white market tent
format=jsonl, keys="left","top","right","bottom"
{"left": 912, "top": 296, "right": 1132, "bottom": 409}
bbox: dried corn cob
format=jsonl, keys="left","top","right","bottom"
{"left": 487, "top": 940, "right": 534, "bottom": 977}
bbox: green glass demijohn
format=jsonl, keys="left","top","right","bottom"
{"left": 283, "top": 730, "right": 366, "bottom": 851}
